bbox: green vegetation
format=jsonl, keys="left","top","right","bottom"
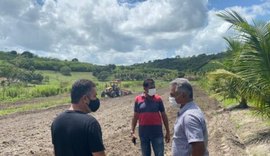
{"left": 0, "top": 49, "right": 225, "bottom": 82}
{"left": 205, "top": 10, "right": 270, "bottom": 118}
{"left": 0, "top": 49, "right": 235, "bottom": 116}
{"left": 60, "top": 66, "right": 72, "bottom": 76}
{"left": 0, "top": 97, "right": 69, "bottom": 116}
{"left": 1, "top": 14, "right": 269, "bottom": 119}
{"left": 0, "top": 51, "right": 95, "bottom": 73}
{"left": 0, "top": 70, "right": 96, "bottom": 103}
{"left": 0, "top": 79, "right": 168, "bottom": 116}
{"left": 113, "top": 67, "right": 180, "bottom": 82}
{"left": 131, "top": 53, "right": 226, "bottom": 73}
{"left": 117, "top": 80, "right": 169, "bottom": 93}
{"left": 40, "top": 70, "right": 98, "bottom": 85}
{"left": 0, "top": 61, "right": 43, "bottom": 84}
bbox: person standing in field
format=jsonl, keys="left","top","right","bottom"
{"left": 131, "top": 78, "right": 170, "bottom": 156}
{"left": 51, "top": 79, "right": 106, "bottom": 156}
{"left": 169, "top": 78, "right": 208, "bottom": 156}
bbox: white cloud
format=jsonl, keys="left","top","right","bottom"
{"left": 0, "top": 0, "right": 208, "bottom": 65}
{"left": 175, "top": 1, "right": 270, "bottom": 57}
{"left": 175, "top": 10, "right": 231, "bottom": 56}
{"left": 0, "top": 0, "right": 269, "bottom": 65}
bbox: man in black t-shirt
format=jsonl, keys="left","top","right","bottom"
{"left": 51, "top": 79, "right": 106, "bottom": 156}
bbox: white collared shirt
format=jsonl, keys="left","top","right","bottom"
{"left": 172, "top": 101, "right": 209, "bottom": 156}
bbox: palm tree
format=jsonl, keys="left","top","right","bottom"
{"left": 214, "top": 10, "right": 270, "bottom": 117}
{"left": 208, "top": 37, "right": 248, "bottom": 109}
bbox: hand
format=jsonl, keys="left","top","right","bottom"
{"left": 165, "top": 132, "right": 170, "bottom": 143}
{"left": 130, "top": 132, "right": 137, "bottom": 145}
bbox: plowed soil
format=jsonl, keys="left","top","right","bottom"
{"left": 0, "top": 87, "right": 269, "bottom": 156}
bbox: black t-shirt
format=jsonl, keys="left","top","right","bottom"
{"left": 51, "top": 110, "right": 105, "bottom": 156}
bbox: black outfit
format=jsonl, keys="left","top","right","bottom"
{"left": 51, "top": 110, "right": 105, "bottom": 156}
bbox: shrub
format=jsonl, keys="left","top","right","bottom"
{"left": 123, "top": 83, "right": 130, "bottom": 88}
{"left": 60, "top": 66, "right": 72, "bottom": 76}
{"left": 31, "top": 85, "right": 61, "bottom": 97}
{"left": 5, "top": 87, "right": 23, "bottom": 98}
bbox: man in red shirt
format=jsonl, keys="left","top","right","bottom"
{"left": 131, "top": 78, "right": 170, "bottom": 156}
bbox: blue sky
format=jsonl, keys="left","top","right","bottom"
{"left": 0, "top": 0, "right": 270, "bottom": 65}
{"left": 209, "top": 0, "right": 270, "bottom": 21}
{"left": 208, "top": 0, "right": 265, "bottom": 9}
{"left": 118, "top": 0, "right": 266, "bottom": 10}
{"left": 36, "top": 0, "right": 45, "bottom": 6}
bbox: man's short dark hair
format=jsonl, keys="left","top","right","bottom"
{"left": 71, "top": 79, "right": 96, "bottom": 104}
{"left": 143, "top": 78, "right": 155, "bottom": 88}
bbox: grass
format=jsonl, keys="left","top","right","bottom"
{"left": 0, "top": 71, "right": 95, "bottom": 116}
{"left": 214, "top": 96, "right": 239, "bottom": 107}
{"left": 194, "top": 78, "right": 260, "bottom": 109}
{"left": 119, "top": 80, "right": 169, "bottom": 93}
{"left": 192, "top": 79, "right": 240, "bottom": 108}
{"left": 0, "top": 71, "right": 96, "bottom": 103}
{"left": 39, "top": 70, "right": 98, "bottom": 85}
{"left": 0, "top": 71, "right": 170, "bottom": 116}
{"left": 0, "top": 97, "right": 69, "bottom": 116}
{"left": 0, "top": 96, "right": 31, "bottom": 104}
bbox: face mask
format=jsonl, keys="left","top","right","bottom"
{"left": 148, "top": 88, "right": 156, "bottom": 96}
{"left": 169, "top": 97, "right": 180, "bottom": 108}
{"left": 88, "top": 98, "right": 100, "bottom": 112}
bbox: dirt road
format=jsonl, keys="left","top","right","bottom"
{"left": 0, "top": 87, "right": 269, "bottom": 156}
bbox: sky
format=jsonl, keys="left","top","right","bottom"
{"left": 0, "top": 0, "right": 270, "bottom": 65}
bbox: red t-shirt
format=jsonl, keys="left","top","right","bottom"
{"left": 134, "top": 94, "right": 165, "bottom": 138}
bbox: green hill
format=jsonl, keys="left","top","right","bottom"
{"left": 0, "top": 50, "right": 228, "bottom": 83}
{"left": 132, "top": 52, "right": 227, "bottom": 73}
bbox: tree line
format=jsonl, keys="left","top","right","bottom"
{"left": 0, "top": 50, "right": 224, "bottom": 83}
{"left": 132, "top": 53, "right": 227, "bottom": 73}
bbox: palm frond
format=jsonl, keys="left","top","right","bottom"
{"left": 217, "top": 10, "right": 247, "bottom": 26}
{"left": 215, "top": 10, "right": 270, "bottom": 117}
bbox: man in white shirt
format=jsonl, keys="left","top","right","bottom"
{"left": 169, "top": 78, "right": 208, "bottom": 156}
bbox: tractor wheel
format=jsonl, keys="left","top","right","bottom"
{"left": 118, "top": 90, "right": 122, "bottom": 96}
{"left": 111, "top": 91, "right": 116, "bottom": 98}
{"left": 101, "top": 91, "right": 106, "bottom": 97}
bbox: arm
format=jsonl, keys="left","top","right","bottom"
{"left": 159, "top": 99, "right": 170, "bottom": 143}
{"left": 161, "top": 112, "right": 170, "bottom": 143}
{"left": 191, "top": 142, "right": 205, "bottom": 156}
{"left": 131, "top": 100, "right": 139, "bottom": 143}
{"left": 161, "top": 112, "right": 169, "bottom": 134}
{"left": 89, "top": 122, "right": 106, "bottom": 155}
{"left": 93, "top": 151, "right": 106, "bottom": 156}
{"left": 131, "top": 98, "right": 139, "bottom": 134}
{"left": 131, "top": 112, "right": 139, "bottom": 133}
{"left": 184, "top": 114, "right": 207, "bottom": 156}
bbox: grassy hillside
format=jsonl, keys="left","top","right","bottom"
{"left": 0, "top": 50, "right": 228, "bottom": 83}
{"left": 0, "top": 51, "right": 95, "bottom": 72}
{"left": 40, "top": 70, "right": 98, "bottom": 85}
{"left": 132, "top": 53, "right": 227, "bottom": 72}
